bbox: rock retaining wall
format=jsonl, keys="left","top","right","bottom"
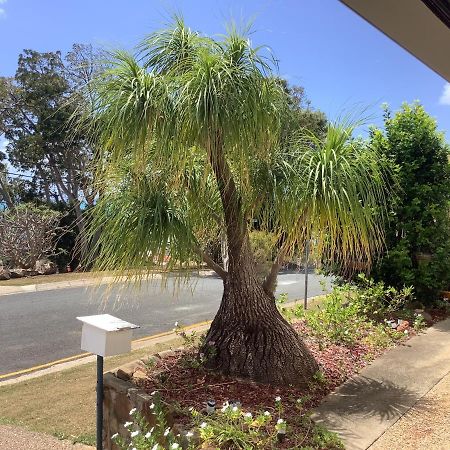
{"left": 103, "top": 351, "right": 178, "bottom": 449}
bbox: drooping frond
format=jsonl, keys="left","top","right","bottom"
{"left": 275, "top": 121, "right": 395, "bottom": 271}
{"left": 80, "top": 17, "right": 394, "bottom": 282}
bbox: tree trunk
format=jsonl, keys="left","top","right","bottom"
{"left": 204, "top": 133, "right": 319, "bottom": 387}
{"left": 203, "top": 239, "right": 319, "bottom": 387}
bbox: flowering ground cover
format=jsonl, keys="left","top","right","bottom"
{"left": 115, "top": 285, "right": 449, "bottom": 450}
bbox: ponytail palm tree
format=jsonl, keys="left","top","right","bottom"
{"left": 83, "top": 18, "right": 393, "bottom": 386}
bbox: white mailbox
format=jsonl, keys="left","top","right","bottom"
{"left": 77, "top": 314, "right": 140, "bottom": 357}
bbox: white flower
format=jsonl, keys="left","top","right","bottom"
{"left": 200, "top": 422, "right": 207, "bottom": 428}
{"left": 171, "top": 444, "right": 180, "bottom": 449}
{"left": 277, "top": 418, "right": 284, "bottom": 424}
{"left": 129, "top": 408, "right": 137, "bottom": 415}
{"left": 174, "top": 321, "right": 179, "bottom": 327}
{"left": 130, "top": 430, "right": 139, "bottom": 438}
{"left": 149, "top": 403, "right": 155, "bottom": 410}
{"left": 232, "top": 406, "right": 238, "bottom": 412}
{"left": 275, "top": 396, "right": 281, "bottom": 402}
{"left": 145, "top": 431, "right": 152, "bottom": 438}
{"left": 150, "top": 391, "right": 156, "bottom": 395}
{"left": 244, "top": 412, "right": 252, "bottom": 418}
{"left": 132, "top": 448, "right": 137, "bottom": 450}
{"left": 264, "top": 411, "right": 270, "bottom": 416}
{"left": 124, "top": 421, "right": 133, "bottom": 428}
{"left": 111, "top": 433, "right": 119, "bottom": 439}
{"left": 186, "top": 431, "right": 194, "bottom": 438}
{"left": 164, "top": 427, "right": 170, "bottom": 436}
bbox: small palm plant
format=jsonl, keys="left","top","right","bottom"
{"left": 80, "top": 17, "right": 394, "bottom": 386}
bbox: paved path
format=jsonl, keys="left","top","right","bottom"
{"left": 0, "top": 425, "right": 93, "bottom": 450}
{"left": 312, "top": 318, "right": 450, "bottom": 450}
{"left": 0, "top": 271, "right": 331, "bottom": 377}
{"left": 370, "top": 369, "right": 450, "bottom": 450}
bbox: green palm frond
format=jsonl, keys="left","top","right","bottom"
{"left": 80, "top": 17, "right": 395, "bottom": 280}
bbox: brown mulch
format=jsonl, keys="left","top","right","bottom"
{"left": 135, "top": 307, "right": 449, "bottom": 448}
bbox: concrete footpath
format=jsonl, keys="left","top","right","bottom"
{"left": 313, "top": 318, "right": 450, "bottom": 450}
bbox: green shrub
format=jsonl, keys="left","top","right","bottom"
{"left": 353, "top": 274, "right": 414, "bottom": 320}
{"left": 371, "top": 103, "right": 450, "bottom": 301}
{"left": 299, "top": 286, "right": 365, "bottom": 345}
{"left": 289, "top": 277, "right": 413, "bottom": 346}
{"left": 249, "top": 231, "right": 277, "bottom": 282}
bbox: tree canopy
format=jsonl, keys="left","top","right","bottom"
{"left": 80, "top": 18, "right": 395, "bottom": 386}
{"left": 84, "top": 19, "right": 391, "bottom": 283}
{"left": 371, "top": 102, "right": 450, "bottom": 300}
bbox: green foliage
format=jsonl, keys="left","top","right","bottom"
{"left": 353, "top": 274, "right": 413, "bottom": 320}
{"left": 371, "top": 102, "right": 450, "bottom": 301}
{"left": 114, "top": 398, "right": 188, "bottom": 449}
{"left": 413, "top": 314, "right": 427, "bottom": 332}
{"left": 249, "top": 231, "right": 277, "bottom": 280}
{"left": 117, "top": 397, "right": 343, "bottom": 449}
{"left": 299, "top": 287, "right": 366, "bottom": 345}
{"left": 0, "top": 44, "right": 100, "bottom": 268}
{"left": 82, "top": 17, "right": 395, "bottom": 284}
{"left": 193, "top": 403, "right": 278, "bottom": 449}
{"left": 278, "top": 79, "right": 327, "bottom": 143}
{"left": 290, "top": 277, "right": 413, "bottom": 346}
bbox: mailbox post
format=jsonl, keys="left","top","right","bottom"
{"left": 77, "top": 314, "right": 139, "bottom": 450}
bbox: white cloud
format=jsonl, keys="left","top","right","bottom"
{"left": 0, "top": 0, "right": 6, "bottom": 17}
{"left": 439, "top": 83, "right": 450, "bottom": 106}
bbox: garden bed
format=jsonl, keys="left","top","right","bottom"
{"left": 111, "top": 304, "right": 447, "bottom": 450}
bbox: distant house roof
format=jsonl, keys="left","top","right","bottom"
{"left": 340, "top": 0, "right": 450, "bottom": 81}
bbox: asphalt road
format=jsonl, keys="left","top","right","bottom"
{"left": 0, "top": 271, "right": 332, "bottom": 376}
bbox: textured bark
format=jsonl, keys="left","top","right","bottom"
{"left": 204, "top": 133, "right": 319, "bottom": 387}
{"left": 203, "top": 242, "right": 319, "bottom": 387}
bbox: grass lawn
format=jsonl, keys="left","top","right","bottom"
{"left": 0, "top": 336, "right": 183, "bottom": 446}
{"left": 0, "top": 266, "right": 205, "bottom": 287}
{"left": 0, "top": 271, "right": 105, "bottom": 287}
{"left": 0, "top": 298, "right": 324, "bottom": 447}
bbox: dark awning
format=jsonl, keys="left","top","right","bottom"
{"left": 340, "top": 0, "right": 450, "bottom": 81}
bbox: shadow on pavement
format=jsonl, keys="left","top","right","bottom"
{"left": 319, "top": 375, "right": 430, "bottom": 422}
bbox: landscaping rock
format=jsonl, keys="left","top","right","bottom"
{"left": 25, "top": 270, "right": 39, "bottom": 277}
{"left": 0, "top": 268, "right": 11, "bottom": 280}
{"left": 397, "top": 320, "right": 410, "bottom": 332}
{"left": 35, "top": 259, "right": 57, "bottom": 275}
{"left": 132, "top": 369, "right": 148, "bottom": 382}
{"left": 103, "top": 367, "right": 171, "bottom": 450}
{"left": 9, "top": 268, "right": 27, "bottom": 278}
{"left": 115, "top": 360, "right": 147, "bottom": 381}
{"left": 421, "top": 312, "right": 433, "bottom": 323}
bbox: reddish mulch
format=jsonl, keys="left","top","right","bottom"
{"left": 136, "top": 308, "right": 448, "bottom": 448}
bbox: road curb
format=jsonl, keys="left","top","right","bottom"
{"left": 0, "top": 270, "right": 219, "bottom": 297}
{"left": 0, "top": 296, "right": 324, "bottom": 385}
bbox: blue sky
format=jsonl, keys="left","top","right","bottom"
{"left": 0, "top": 0, "right": 449, "bottom": 148}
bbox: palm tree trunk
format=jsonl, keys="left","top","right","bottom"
{"left": 204, "top": 136, "right": 318, "bottom": 387}
{"left": 204, "top": 238, "right": 319, "bottom": 386}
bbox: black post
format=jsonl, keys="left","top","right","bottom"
{"left": 304, "top": 241, "right": 309, "bottom": 310}
{"left": 97, "top": 355, "right": 104, "bottom": 450}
